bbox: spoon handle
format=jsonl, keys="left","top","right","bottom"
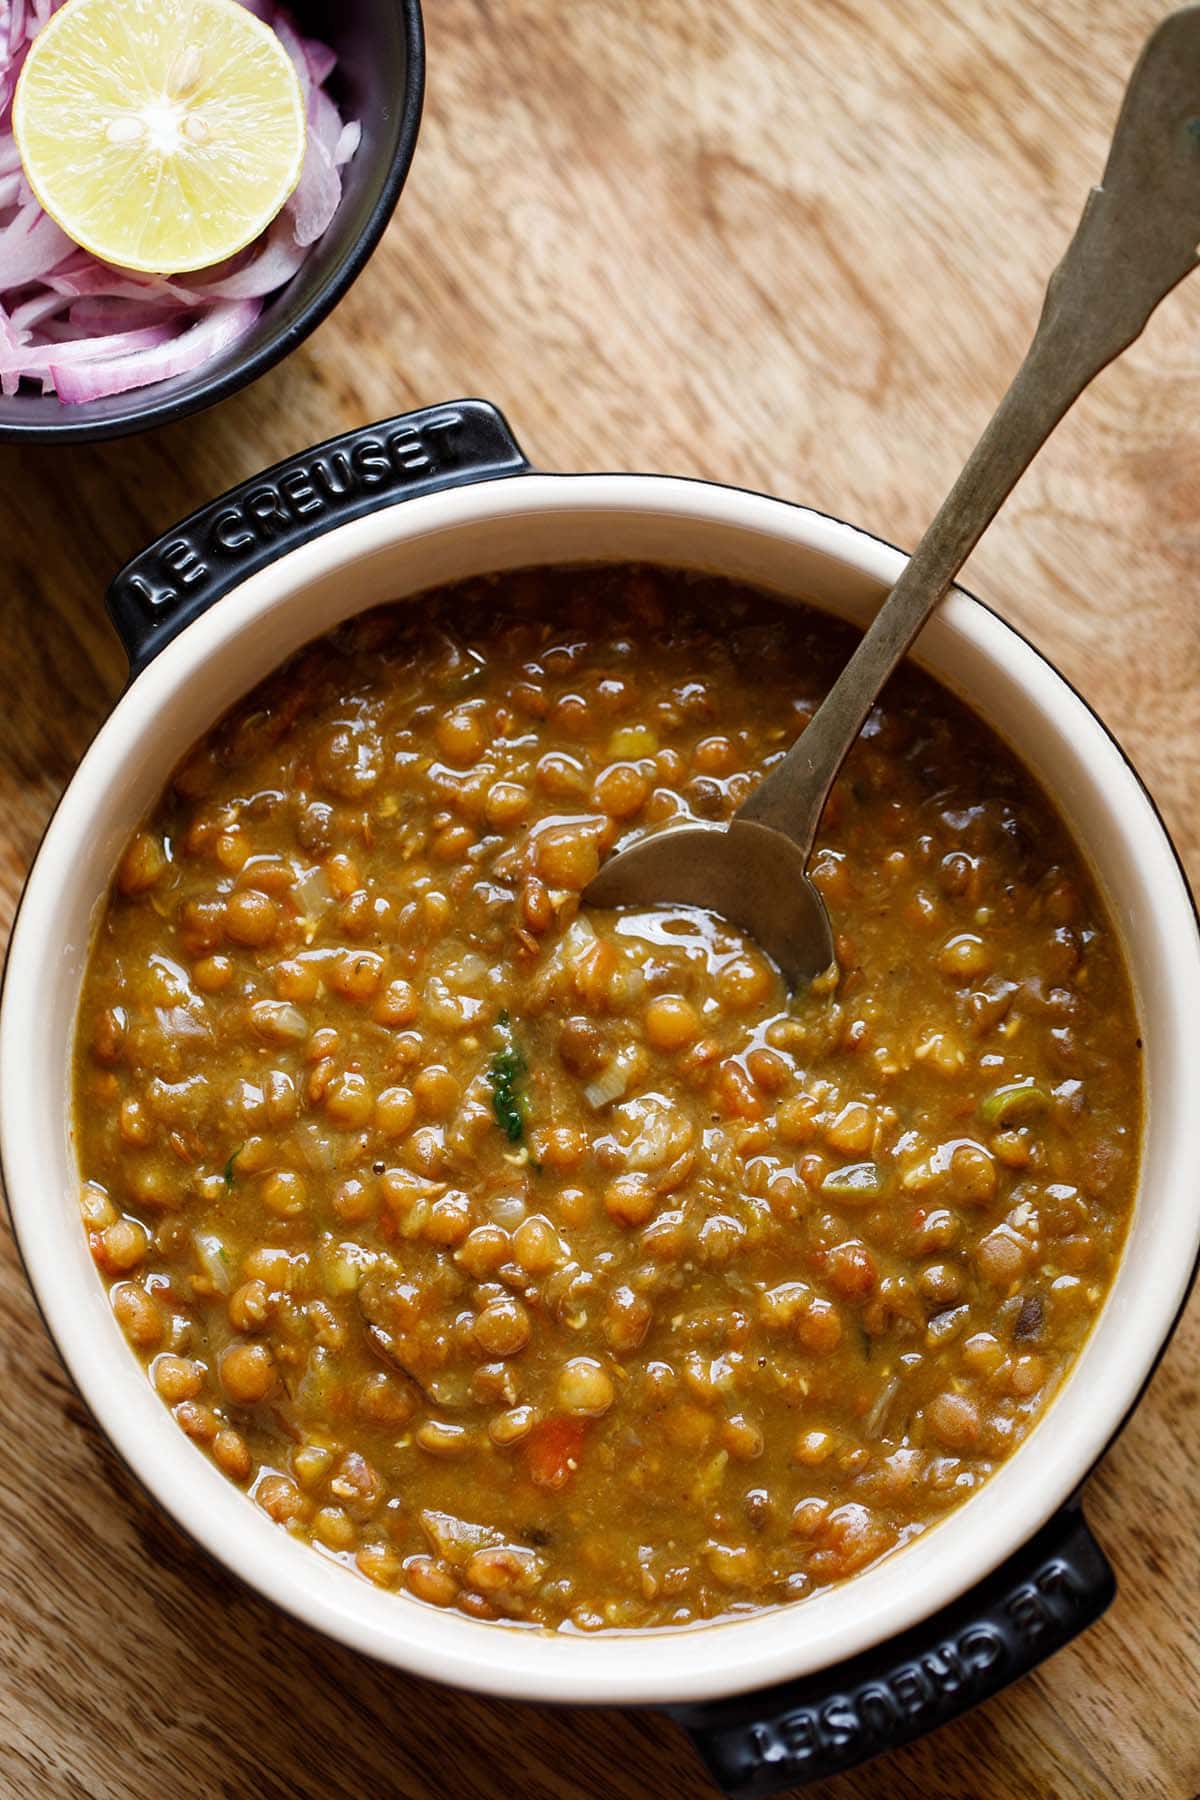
{"left": 735, "top": 5, "right": 1200, "bottom": 849}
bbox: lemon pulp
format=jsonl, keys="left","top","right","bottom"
{"left": 13, "top": 0, "right": 306, "bottom": 275}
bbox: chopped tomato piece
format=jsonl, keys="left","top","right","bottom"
{"left": 524, "top": 1415, "right": 586, "bottom": 1491}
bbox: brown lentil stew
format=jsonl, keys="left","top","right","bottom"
{"left": 73, "top": 564, "right": 1140, "bottom": 1631}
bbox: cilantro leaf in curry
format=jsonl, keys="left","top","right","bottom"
{"left": 489, "top": 1010, "right": 530, "bottom": 1144}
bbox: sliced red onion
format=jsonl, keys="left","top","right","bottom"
{"left": 288, "top": 132, "right": 341, "bottom": 248}
{"left": 9, "top": 284, "right": 64, "bottom": 332}
{"left": 0, "top": 321, "right": 176, "bottom": 379}
{"left": 272, "top": 13, "right": 310, "bottom": 110}
{"left": 310, "top": 83, "right": 343, "bottom": 157}
{"left": 37, "top": 318, "right": 94, "bottom": 341}
{"left": 67, "top": 294, "right": 189, "bottom": 332}
{"left": 303, "top": 36, "right": 336, "bottom": 89}
{"left": 50, "top": 299, "right": 261, "bottom": 403}
{"left": 43, "top": 260, "right": 175, "bottom": 301}
{"left": 335, "top": 121, "right": 362, "bottom": 168}
{"left": 0, "top": 200, "right": 74, "bottom": 285}
{"left": 182, "top": 214, "right": 309, "bottom": 301}
{"left": 0, "top": 303, "right": 21, "bottom": 394}
{"left": 287, "top": 82, "right": 349, "bottom": 246}
{"left": 6, "top": 0, "right": 28, "bottom": 58}
{"left": 0, "top": 1, "right": 359, "bottom": 405}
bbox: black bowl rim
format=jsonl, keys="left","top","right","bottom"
{"left": 0, "top": 0, "right": 425, "bottom": 446}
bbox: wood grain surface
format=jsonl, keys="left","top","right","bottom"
{"left": 1, "top": 2, "right": 1198, "bottom": 1796}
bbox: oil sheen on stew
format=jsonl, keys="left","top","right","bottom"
{"left": 73, "top": 565, "right": 1141, "bottom": 1631}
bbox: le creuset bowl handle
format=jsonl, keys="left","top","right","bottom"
{"left": 106, "top": 397, "right": 530, "bottom": 676}
{"left": 668, "top": 1499, "right": 1114, "bottom": 1795}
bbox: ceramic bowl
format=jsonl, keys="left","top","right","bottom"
{"left": 3, "top": 400, "right": 1197, "bottom": 1794}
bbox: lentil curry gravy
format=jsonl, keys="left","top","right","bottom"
{"left": 74, "top": 564, "right": 1140, "bottom": 1632}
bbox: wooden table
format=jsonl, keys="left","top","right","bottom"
{"left": 1, "top": 3, "right": 1197, "bottom": 1795}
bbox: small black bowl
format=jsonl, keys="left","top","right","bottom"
{"left": 0, "top": 0, "right": 424, "bottom": 444}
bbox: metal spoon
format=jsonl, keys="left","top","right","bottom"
{"left": 585, "top": 6, "right": 1200, "bottom": 988}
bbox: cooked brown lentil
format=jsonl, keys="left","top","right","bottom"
{"left": 73, "top": 564, "right": 1140, "bottom": 1631}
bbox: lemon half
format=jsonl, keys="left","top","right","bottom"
{"left": 13, "top": 0, "right": 306, "bottom": 275}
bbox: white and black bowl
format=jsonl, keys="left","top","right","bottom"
{"left": 2, "top": 400, "right": 1197, "bottom": 1794}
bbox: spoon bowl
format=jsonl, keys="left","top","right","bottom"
{"left": 585, "top": 817, "right": 835, "bottom": 989}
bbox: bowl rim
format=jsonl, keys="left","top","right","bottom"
{"left": 0, "top": 0, "right": 425, "bottom": 446}
{"left": 3, "top": 469, "right": 1198, "bottom": 1706}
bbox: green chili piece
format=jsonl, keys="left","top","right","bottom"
{"left": 489, "top": 1010, "right": 529, "bottom": 1144}
{"left": 820, "top": 1161, "right": 883, "bottom": 1198}
{"left": 979, "top": 1082, "right": 1050, "bottom": 1127}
